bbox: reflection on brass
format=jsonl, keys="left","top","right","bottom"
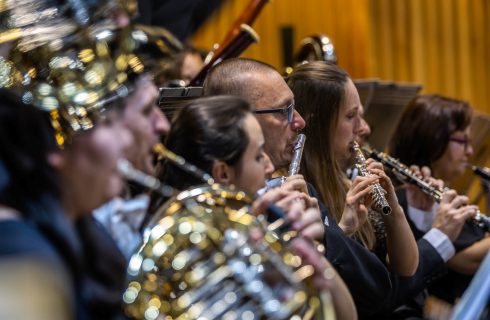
{"left": 0, "top": 0, "right": 147, "bottom": 145}
{"left": 153, "top": 143, "right": 215, "bottom": 185}
{"left": 124, "top": 185, "right": 334, "bottom": 319}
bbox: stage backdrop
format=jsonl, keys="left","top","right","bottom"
{"left": 192, "top": 0, "right": 490, "bottom": 115}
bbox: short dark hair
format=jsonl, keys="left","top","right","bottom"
{"left": 389, "top": 94, "right": 473, "bottom": 168}
{"left": 159, "top": 95, "right": 252, "bottom": 190}
{"left": 202, "top": 58, "right": 277, "bottom": 105}
{"left": 0, "top": 90, "right": 59, "bottom": 217}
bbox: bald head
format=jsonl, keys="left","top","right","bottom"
{"left": 203, "top": 58, "right": 278, "bottom": 107}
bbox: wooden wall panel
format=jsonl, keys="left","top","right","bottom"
{"left": 192, "top": 0, "right": 490, "bottom": 115}
{"left": 191, "top": 0, "right": 372, "bottom": 77}
{"left": 192, "top": 0, "right": 490, "bottom": 206}
{"left": 367, "top": 0, "right": 490, "bottom": 115}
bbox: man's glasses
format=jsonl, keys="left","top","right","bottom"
{"left": 254, "top": 100, "right": 295, "bottom": 124}
{"left": 449, "top": 136, "right": 472, "bottom": 150}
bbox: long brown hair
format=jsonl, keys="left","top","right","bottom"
{"left": 288, "top": 61, "right": 375, "bottom": 249}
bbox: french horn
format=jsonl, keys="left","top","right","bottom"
{"left": 123, "top": 183, "right": 334, "bottom": 319}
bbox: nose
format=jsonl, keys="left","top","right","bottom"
{"left": 153, "top": 107, "right": 171, "bottom": 135}
{"left": 355, "top": 116, "right": 371, "bottom": 143}
{"left": 264, "top": 153, "right": 275, "bottom": 176}
{"left": 291, "top": 109, "right": 306, "bottom": 131}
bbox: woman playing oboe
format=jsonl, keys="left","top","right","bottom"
{"left": 390, "top": 94, "right": 488, "bottom": 304}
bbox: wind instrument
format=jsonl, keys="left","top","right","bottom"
{"left": 220, "top": 0, "right": 270, "bottom": 48}
{"left": 153, "top": 143, "right": 215, "bottom": 185}
{"left": 121, "top": 146, "right": 334, "bottom": 319}
{"left": 352, "top": 142, "right": 392, "bottom": 215}
{"left": 259, "top": 134, "right": 307, "bottom": 192}
{"left": 363, "top": 146, "right": 490, "bottom": 232}
{"left": 288, "top": 134, "right": 307, "bottom": 176}
{"left": 189, "top": 24, "right": 259, "bottom": 86}
{"left": 117, "top": 159, "right": 176, "bottom": 197}
{"left": 472, "top": 165, "right": 490, "bottom": 182}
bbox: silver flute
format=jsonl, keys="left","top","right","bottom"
{"left": 363, "top": 146, "right": 490, "bottom": 232}
{"left": 117, "top": 159, "right": 177, "bottom": 197}
{"left": 288, "top": 133, "right": 306, "bottom": 176}
{"left": 352, "top": 142, "right": 392, "bottom": 215}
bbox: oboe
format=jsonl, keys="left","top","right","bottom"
{"left": 473, "top": 165, "right": 490, "bottom": 182}
{"left": 363, "top": 145, "right": 490, "bottom": 232}
{"left": 352, "top": 142, "right": 392, "bottom": 215}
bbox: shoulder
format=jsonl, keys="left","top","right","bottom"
{"left": 0, "top": 220, "right": 60, "bottom": 260}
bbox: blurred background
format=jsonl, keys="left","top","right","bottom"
{"left": 193, "top": 0, "right": 490, "bottom": 115}
{"left": 189, "top": 0, "right": 490, "bottom": 210}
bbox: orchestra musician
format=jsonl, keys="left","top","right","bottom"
{"left": 390, "top": 94, "right": 487, "bottom": 305}
{"left": 157, "top": 95, "right": 357, "bottom": 319}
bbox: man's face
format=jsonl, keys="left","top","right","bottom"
{"left": 251, "top": 71, "right": 306, "bottom": 170}
{"left": 122, "top": 80, "right": 170, "bottom": 174}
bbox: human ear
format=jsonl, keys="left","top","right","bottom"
{"left": 211, "top": 160, "right": 234, "bottom": 185}
{"left": 47, "top": 151, "right": 64, "bottom": 170}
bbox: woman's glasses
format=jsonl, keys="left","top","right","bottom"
{"left": 449, "top": 136, "right": 472, "bottom": 150}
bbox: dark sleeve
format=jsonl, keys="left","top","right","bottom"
{"left": 76, "top": 215, "right": 127, "bottom": 320}
{"left": 306, "top": 183, "right": 394, "bottom": 317}
{"left": 397, "top": 188, "right": 485, "bottom": 251}
{"left": 453, "top": 222, "right": 485, "bottom": 252}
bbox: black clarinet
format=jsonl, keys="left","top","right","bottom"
{"left": 363, "top": 146, "right": 490, "bottom": 232}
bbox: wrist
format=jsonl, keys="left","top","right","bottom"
{"left": 339, "top": 221, "right": 356, "bottom": 236}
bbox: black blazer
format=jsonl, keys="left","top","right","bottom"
{"left": 308, "top": 184, "right": 448, "bottom": 319}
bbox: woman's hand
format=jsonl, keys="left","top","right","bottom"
{"left": 405, "top": 165, "right": 444, "bottom": 211}
{"left": 281, "top": 174, "right": 309, "bottom": 194}
{"left": 339, "top": 175, "right": 377, "bottom": 236}
{"left": 365, "top": 159, "right": 400, "bottom": 210}
{"left": 251, "top": 189, "right": 324, "bottom": 241}
{"left": 433, "top": 190, "right": 478, "bottom": 241}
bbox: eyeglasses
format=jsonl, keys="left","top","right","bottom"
{"left": 254, "top": 100, "right": 295, "bottom": 124}
{"left": 449, "top": 136, "right": 472, "bottom": 150}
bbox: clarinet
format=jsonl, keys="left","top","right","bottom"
{"left": 352, "top": 142, "right": 392, "bottom": 215}
{"left": 473, "top": 165, "right": 490, "bottom": 182}
{"left": 363, "top": 145, "right": 490, "bottom": 232}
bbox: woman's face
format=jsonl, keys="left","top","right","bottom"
{"left": 332, "top": 78, "right": 363, "bottom": 164}
{"left": 432, "top": 127, "right": 474, "bottom": 182}
{"left": 225, "top": 114, "right": 275, "bottom": 195}
{"left": 57, "top": 116, "right": 133, "bottom": 215}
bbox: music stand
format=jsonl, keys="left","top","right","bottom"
{"left": 157, "top": 86, "right": 203, "bottom": 120}
{"left": 355, "top": 80, "right": 422, "bottom": 151}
